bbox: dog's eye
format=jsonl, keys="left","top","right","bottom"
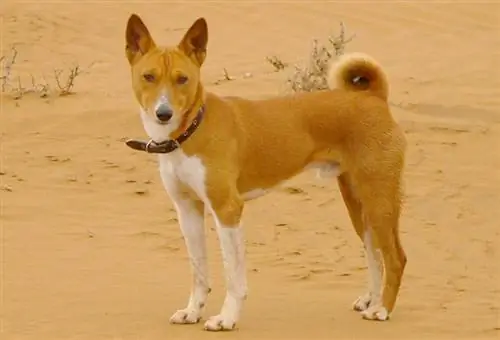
{"left": 176, "top": 75, "right": 188, "bottom": 85}
{"left": 143, "top": 73, "right": 155, "bottom": 82}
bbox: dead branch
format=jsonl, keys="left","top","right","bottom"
{"left": 213, "top": 67, "right": 235, "bottom": 85}
{"left": 266, "top": 55, "right": 288, "bottom": 72}
{"left": 223, "top": 68, "right": 233, "bottom": 81}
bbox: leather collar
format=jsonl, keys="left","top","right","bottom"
{"left": 125, "top": 105, "right": 205, "bottom": 154}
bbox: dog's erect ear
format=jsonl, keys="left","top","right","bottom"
{"left": 178, "top": 18, "right": 208, "bottom": 66}
{"left": 125, "top": 14, "right": 156, "bottom": 64}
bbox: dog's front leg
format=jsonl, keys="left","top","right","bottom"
{"left": 168, "top": 197, "right": 210, "bottom": 325}
{"left": 204, "top": 196, "right": 247, "bottom": 331}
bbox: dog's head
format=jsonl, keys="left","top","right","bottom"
{"left": 125, "top": 14, "right": 208, "bottom": 141}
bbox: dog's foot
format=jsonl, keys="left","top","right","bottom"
{"left": 204, "top": 314, "right": 237, "bottom": 332}
{"left": 360, "top": 304, "right": 389, "bottom": 321}
{"left": 169, "top": 308, "right": 202, "bottom": 325}
{"left": 352, "top": 292, "right": 372, "bottom": 311}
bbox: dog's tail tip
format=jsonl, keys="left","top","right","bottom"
{"left": 328, "top": 53, "right": 389, "bottom": 101}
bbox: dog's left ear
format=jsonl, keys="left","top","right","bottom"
{"left": 178, "top": 18, "right": 208, "bottom": 66}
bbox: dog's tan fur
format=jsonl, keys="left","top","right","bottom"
{"left": 125, "top": 14, "right": 407, "bottom": 330}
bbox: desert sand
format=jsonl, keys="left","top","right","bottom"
{"left": 1, "top": 1, "right": 499, "bottom": 339}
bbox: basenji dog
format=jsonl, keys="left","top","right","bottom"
{"left": 124, "top": 14, "right": 407, "bottom": 332}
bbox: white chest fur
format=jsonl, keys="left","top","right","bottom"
{"left": 158, "top": 151, "right": 209, "bottom": 204}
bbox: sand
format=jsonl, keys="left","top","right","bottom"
{"left": 1, "top": 1, "right": 499, "bottom": 339}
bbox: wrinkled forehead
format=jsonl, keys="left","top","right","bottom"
{"left": 135, "top": 47, "right": 192, "bottom": 76}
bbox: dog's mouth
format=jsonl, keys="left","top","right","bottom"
{"left": 154, "top": 113, "right": 178, "bottom": 126}
{"left": 152, "top": 114, "right": 172, "bottom": 126}
{"left": 156, "top": 120, "right": 170, "bottom": 126}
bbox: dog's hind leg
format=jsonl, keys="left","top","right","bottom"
{"left": 356, "top": 176, "right": 407, "bottom": 321}
{"left": 338, "top": 174, "right": 383, "bottom": 313}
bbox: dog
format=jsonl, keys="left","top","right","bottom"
{"left": 124, "top": 14, "right": 407, "bottom": 332}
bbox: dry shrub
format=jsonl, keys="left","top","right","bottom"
{"left": 0, "top": 46, "right": 19, "bottom": 93}
{"left": 265, "top": 22, "right": 355, "bottom": 93}
{"left": 0, "top": 46, "right": 92, "bottom": 100}
{"left": 287, "top": 22, "right": 355, "bottom": 93}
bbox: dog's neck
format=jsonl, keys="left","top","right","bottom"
{"left": 170, "top": 84, "right": 205, "bottom": 140}
{"left": 126, "top": 104, "right": 205, "bottom": 154}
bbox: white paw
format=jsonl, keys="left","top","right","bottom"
{"left": 169, "top": 308, "right": 202, "bottom": 325}
{"left": 204, "top": 314, "right": 237, "bottom": 332}
{"left": 361, "top": 304, "right": 389, "bottom": 321}
{"left": 352, "top": 292, "right": 372, "bottom": 311}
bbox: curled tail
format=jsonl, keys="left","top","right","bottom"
{"left": 327, "top": 52, "right": 389, "bottom": 101}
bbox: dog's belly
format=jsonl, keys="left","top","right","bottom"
{"left": 241, "top": 188, "right": 269, "bottom": 201}
{"left": 309, "top": 161, "right": 342, "bottom": 178}
{"left": 240, "top": 161, "right": 341, "bottom": 201}
{"left": 159, "top": 150, "right": 341, "bottom": 204}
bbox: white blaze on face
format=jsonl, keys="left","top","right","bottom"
{"left": 139, "top": 89, "right": 180, "bottom": 142}
{"left": 154, "top": 91, "right": 173, "bottom": 114}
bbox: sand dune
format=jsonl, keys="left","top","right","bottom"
{"left": 1, "top": 1, "right": 499, "bottom": 339}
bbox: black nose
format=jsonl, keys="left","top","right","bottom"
{"left": 155, "top": 104, "right": 173, "bottom": 122}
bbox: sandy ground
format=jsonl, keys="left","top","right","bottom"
{"left": 1, "top": 1, "right": 499, "bottom": 339}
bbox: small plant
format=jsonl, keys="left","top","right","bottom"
{"left": 286, "top": 22, "right": 355, "bottom": 93}
{"left": 213, "top": 67, "right": 236, "bottom": 85}
{"left": 54, "top": 64, "right": 83, "bottom": 96}
{"left": 0, "top": 46, "right": 19, "bottom": 93}
{"left": 0, "top": 45, "right": 93, "bottom": 100}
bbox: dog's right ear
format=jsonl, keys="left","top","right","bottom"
{"left": 125, "top": 14, "right": 156, "bottom": 64}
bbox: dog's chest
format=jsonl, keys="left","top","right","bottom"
{"left": 158, "top": 151, "right": 208, "bottom": 201}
